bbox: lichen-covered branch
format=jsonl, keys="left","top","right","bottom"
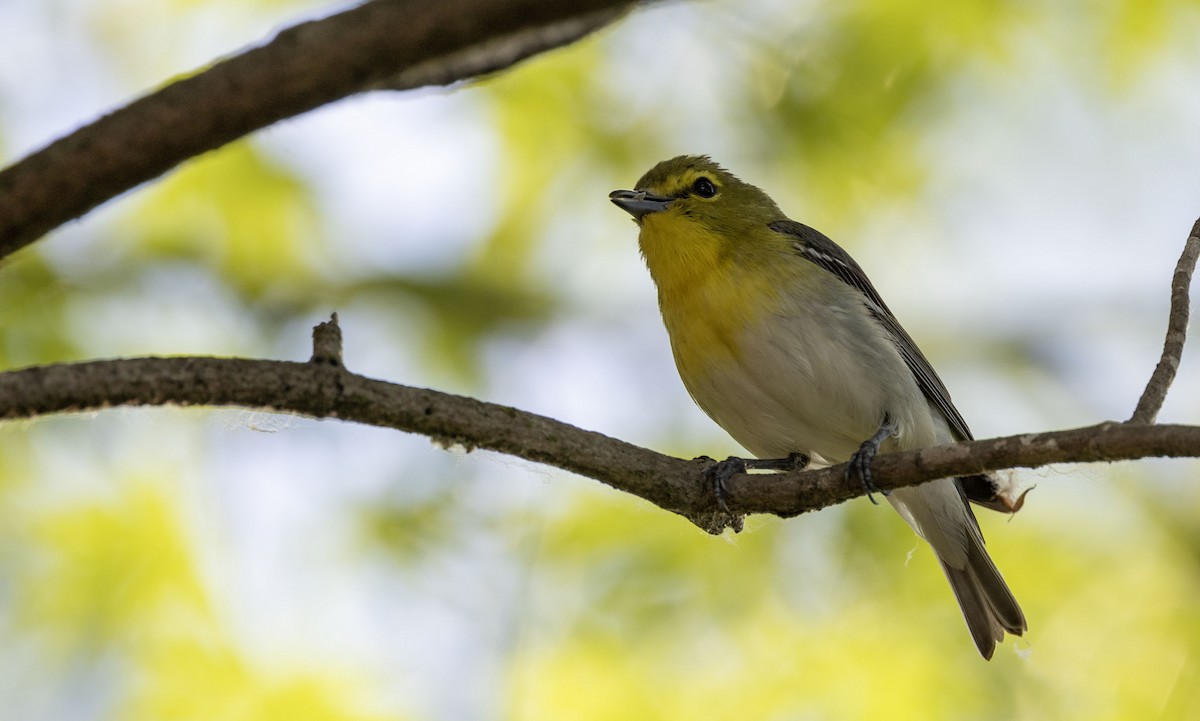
{"left": 0, "top": 0, "right": 644, "bottom": 261}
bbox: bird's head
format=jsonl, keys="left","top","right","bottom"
{"left": 610, "top": 155, "right": 782, "bottom": 234}
{"left": 610, "top": 155, "right": 786, "bottom": 285}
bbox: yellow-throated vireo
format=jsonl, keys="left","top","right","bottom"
{"left": 610, "top": 155, "right": 1026, "bottom": 660}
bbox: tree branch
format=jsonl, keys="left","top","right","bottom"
{"left": 3, "top": 317, "right": 1199, "bottom": 532}
{"left": 1129, "top": 217, "right": 1200, "bottom": 424}
{"left": 0, "top": 0, "right": 646, "bottom": 261}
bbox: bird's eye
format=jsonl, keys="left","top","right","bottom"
{"left": 691, "top": 177, "right": 717, "bottom": 198}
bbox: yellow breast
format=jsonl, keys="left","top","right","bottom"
{"left": 637, "top": 215, "right": 783, "bottom": 381}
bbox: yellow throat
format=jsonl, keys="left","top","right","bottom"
{"left": 637, "top": 211, "right": 783, "bottom": 375}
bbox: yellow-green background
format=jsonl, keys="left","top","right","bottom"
{"left": 2, "top": 0, "right": 1200, "bottom": 719}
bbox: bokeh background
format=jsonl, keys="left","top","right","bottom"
{"left": 3, "top": 0, "right": 1200, "bottom": 719}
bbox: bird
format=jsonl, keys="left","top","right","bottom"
{"left": 609, "top": 155, "right": 1026, "bottom": 659}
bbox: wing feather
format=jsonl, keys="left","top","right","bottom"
{"left": 767, "top": 219, "right": 974, "bottom": 442}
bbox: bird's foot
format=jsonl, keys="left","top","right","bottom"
{"left": 699, "top": 455, "right": 747, "bottom": 514}
{"left": 846, "top": 415, "right": 898, "bottom": 505}
{"left": 699, "top": 452, "right": 810, "bottom": 512}
{"left": 847, "top": 444, "right": 886, "bottom": 505}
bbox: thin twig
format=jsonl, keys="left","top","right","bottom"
{"left": 1129, "top": 217, "right": 1200, "bottom": 424}
{"left": 309, "top": 313, "right": 344, "bottom": 367}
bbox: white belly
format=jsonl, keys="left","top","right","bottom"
{"left": 660, "top": 260, "right": 980, "bottom": 572}
{"left": 672, "top": 281, "right": 942, "bottom": 464}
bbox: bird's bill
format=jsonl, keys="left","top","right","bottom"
{"left": 609, "top": 189, "right": 674, "bottom": 220}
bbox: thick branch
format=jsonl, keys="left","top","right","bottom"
{"left": 1129, "top": 217, "right": 1200, "bottom": 424}
{"left": 3, "top": 354, "right": 1199, "bottom": 525}
{"left": 0, "top": 0, "right": 645, "bottom": 261}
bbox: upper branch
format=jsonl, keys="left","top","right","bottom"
{"left": 0, "top": 0, "right": 643, "bottom": 261}
{"left": 1129, "top": 217, "right": 1200, "bottom": 424}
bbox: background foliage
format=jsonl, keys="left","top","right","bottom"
{"left": 3, "top": 0, "right": 1200, "bottom": 719}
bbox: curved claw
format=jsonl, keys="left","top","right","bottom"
{"left": 703, "top": 456, "right": 748, "bottom": 513}
{"left": 847, "top": 414, "right": 899, "bottom": 505}
{"left": 846, "top": 442, "right": 886, "bottom": 505}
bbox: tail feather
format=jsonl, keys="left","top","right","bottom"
{"left": 939, "top": 535, "right": 1027, "bottom": 660}
{"left": 889, "top": 478, "right": 1026, "bottom": 659}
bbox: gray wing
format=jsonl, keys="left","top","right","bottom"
{"left": 770, "top": 224, "right": 1025, "bottom": 647}
{"left": 768, "top": 219, "right": 974, "bottom": 442}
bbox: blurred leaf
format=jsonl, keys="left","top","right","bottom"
{"left": 356, "top": 490, "right": 462, "bottom": 561}
{"left": 759, "top": 0, "right": 1029, "bottom": 221}
{"left": 126, "top": 636, "right": 399, "bottom": 721}
{"left": 525, "top": 490, "right": 785, "bottom": 633}
{"left": 351, "top": 271, "right": 557, "bottom": 383}
{"left": 129, "top": 141, "right": 322, "bottom": 298}
{"left": 1106, "top": 0, "right": 1172, "bottom": 86}
{"left": 18, "top": 480, "right": 211, "bottom": 651}
{"left": 0, "top": 255, "right": 80, "bottom": 367}
{"left": 476, "top": 42, "right": 609, "bottom": 284}
{"left": 476, "top": 36, "right": 649, "bottom": 286}
{"left": 508, "top": 592, "right": 1020, "bottom": 721}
